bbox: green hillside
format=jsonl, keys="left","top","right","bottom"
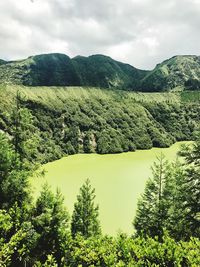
{"left": 72, "top": 54, "right": 147, "bottom": 89}
{"left": 141, "top": 55, "right": 200, "bottom": 91}
{"left": 0, "top": 54, "right": 80, "bottom": 86}
{"left": 0, "top": 59, "right": 6, "bottom": 65}
{"left": 0, "top": 84, "right": 199, "bottom": 163}
{"left": 1, "top": 53, "right": 200, "bottom": 91}
{"left": 0, "top": 53, "right": 147, "bottom": 90}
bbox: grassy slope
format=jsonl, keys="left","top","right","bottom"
{"left": 5, "top": 85, "right": 181, "bottom": 107}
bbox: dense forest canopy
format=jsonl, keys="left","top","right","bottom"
{"left": 0, "top": 85, "right": 200, "bottom": 163}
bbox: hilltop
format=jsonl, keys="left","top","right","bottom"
{"left": 0, "top": 53, "right": 147, "bottom": 90}
{"left": 141, "top": 55, "right": 200, "bottom": 91}
{"left": 0, "top": 54, "right": 200, "bottom": 91}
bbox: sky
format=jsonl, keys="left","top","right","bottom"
{"left": 0, "top": 0, "right": 200, "bottom": 69}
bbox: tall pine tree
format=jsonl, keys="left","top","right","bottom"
{"left": 71, "top": 179, "right": 101, "bottom": 238}
{"left": 0, "top": 133, "right": 31, "bottom": 209}
{"left": 177, "top": 136, "right": 200, "bottom": 238}
{"left": 134, "top": 140, "right": 200, "bottom": 240}
{"left": 32, "top": 184, "right": 70, "bottom": 264}
{"left": 133, "top": 154, "right": 172, "bottom": 238}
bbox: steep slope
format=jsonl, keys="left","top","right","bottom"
{"left": 0, "top": 85, "right": 199, "bottom": 163}
{"left": 72, "top": 54, "right": 148, "bottom": 89}
{"left": 0, "top": 53, "right": 81, "bottom": 86}
{"left": 0, "top": 53, "right": 144, "bottom": 89}
{"left": 0, "top": 59, "right": 6, "bottom": 65}
{"left": 0, "top": 53, "right": 147, "bottom": 89}
{"left": 141, "top": 55, "right": 200, "bottom": 91}
{"left": 0, "top": 54, "right": 200, "bottom": 91}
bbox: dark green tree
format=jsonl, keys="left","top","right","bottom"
{"left": 71, "top": 179, "right": 101, "bottom": 238}
{"left": 0, "top": 133, "right": 36, "bottom": 267}
{"left": 180, "top": 131, "right": 200, "bottom": 166}
{"left": 177, "top": 135, "right": 200, "bottom": 238}
{"left": 83, "top": 132, "right": 93, "bottom": 153}
{"left": 133, "top": 154, "right": 172, "bottom": 238}
{"left": 32, "top": 184, "right": 70, "bottom": 264}
{"left": 165, "top": 161, "right": 192, "bottom": 240}
{"left": 11, "top": 91, "right": 40, "bottom": 165}
{"left": 0, "top": 133, "right": 31, "bottom": 209}
{"left": 134, "top": 138, "right": 200, "bottom": 240}
{"left": 64, "top": 126, "right": 80, "bottom": 154}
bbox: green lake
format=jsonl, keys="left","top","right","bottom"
{"left": 31, "top": 141, "right": 190, "bottom": 235}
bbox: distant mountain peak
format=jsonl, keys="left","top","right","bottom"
{"left": 0, "top": 53, "right": 200, "bottom": 91}
{"left": 141, "top": 55, "right": 200, "bottom": 91}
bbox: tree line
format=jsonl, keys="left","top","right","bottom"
{"left": 1, "top": 87, "right": 200, "bottom": 164}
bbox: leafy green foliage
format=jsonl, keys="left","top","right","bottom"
{"left": 32, "top": 184, "right": 70, "bottom": 264}
{"left": 34, "top": 255, "right": 58, "bottom": 267}
{"left": 1, "top": 86, "right": 199, "bottom": 164}
{"left": 176, "top": 134, "right": 200, "bottom": 238}
{"left": 64, "top": 233, "right": 200, "bottom": 267}
{"left": 10, "top": 90, "right": 41, "bottom": 165}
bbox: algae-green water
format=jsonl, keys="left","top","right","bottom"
{"left": 31, "top": 141, "right": 190, "bottom": 235}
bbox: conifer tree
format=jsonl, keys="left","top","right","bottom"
{"left": 177, "top": 135, "right": 200, "bottom": 238}
{"left": 133, "top": 154, "right": 172, "bottom": 238}
{"left": 0, "top": 134, "right": 35, "bottom": 266}
{"left": 71, "top": 179, "right": 101, "bottom": 238}
{"left": 0, "top": 133, "right": 31, "bottom": 209}
{"left": 163, "top": 161, "right": 189, "bottom": 240}
{"left": 134, "top": 141, "right": 200, "bottom": 240}
{"left": 32, "top": 184, "right": 70, "bottom": 264}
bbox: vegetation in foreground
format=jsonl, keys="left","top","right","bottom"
{"left": 0, "top": 104, "right": 199, "bottom": 266}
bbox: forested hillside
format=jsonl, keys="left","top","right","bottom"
{"left": 0, "top": 53, "right": 200, "bottom": 91}
{"left": 0, "top": 85, "right": 200, "bottom": 163}
{"left": 0, "top": 54, "right": 147, "bottom": 90}
{"left": 141, "top": 55, "right": 200, "bottom": 91}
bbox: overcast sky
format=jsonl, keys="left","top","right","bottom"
{"left": 0, "top": 0, "right": 200, "bottom": 69}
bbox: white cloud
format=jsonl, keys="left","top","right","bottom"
{"left": 0, "top": 0, "right": 200, "bottom": 69}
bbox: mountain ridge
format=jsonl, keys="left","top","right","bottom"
{"left": 141, "top": 55, "right": 200, "bottom": 91}
{"left": 0, "top": 53, "right": 200, "bottom": 91}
